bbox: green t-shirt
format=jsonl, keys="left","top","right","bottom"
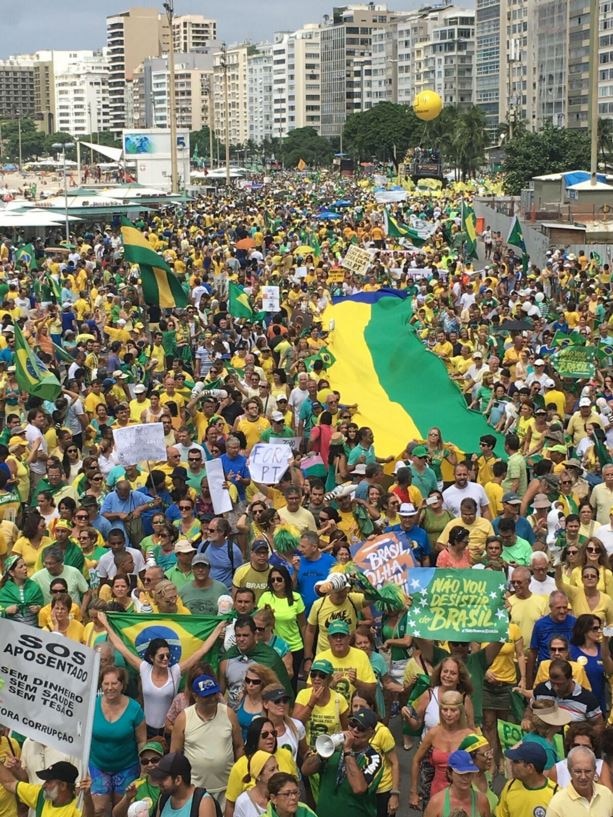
{"left": 316, "top": 746, "right": 383, "bottom": 817}
{"left": 179, "top": 579, "right": 227, "bottom": 615}
{"left": 164, "top": 566, "right": 194, "bottom": 591}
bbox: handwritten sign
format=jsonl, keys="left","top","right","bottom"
{"left": 269, "top": 436, "right": 302, "bottom": 452}
{"left": 327, "top": 269, "right": 345, "bottom": 283}
{"left": 113, "top": 422, "right": 167, "bottom": 466}
{"left": 261, "top": 285, "right": 280, "bottom": 312}
{"left": 342, "top": 245, "right": 371, "bottom": 276}
{"left": 205, "top": 456, "right": 233, "bottom": 514}
{"left": 351, "top": 533, "right": 416, "bottom": 588}
{"left": 403, "top": 568, "right": 508, "bottom": 642}
{"left": 248, "top": 443, "right": 293, "bottom": 484}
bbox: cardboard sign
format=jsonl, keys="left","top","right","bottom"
{"left": 261, "top": 285, "right": 280, "bottom": 312}
{"left": 113, "top": 422, "right": 167, "bottom": 466}
{"left": 205, "top": 456, "right": 233, "bottom": 514}
{"left": 342, "top": 245, "right": 371, "bottom": 276}
{"left": 248, "top": 443, "right": 293, "bottom": 484}
{"left": 351, "top": 533, "right": 416, "bottom": 588}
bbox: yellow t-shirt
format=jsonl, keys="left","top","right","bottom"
{"left": 295, "top": 688, "right": 348, "bottom": 748}
{"left": 437, "top": 517, "right": 494, "bottom": 560}
{"left": 534, "top": 658, "right": 591, "bottom": 689}
{"left": 38, "top": 601, "right": 81, "bottom": 629}
{"left": 313, "top": 646, "right": 376, "bottom": 704}
{"left": 236, "top": 416, "right": 271, "bottom": 452}
{"left": 15, "top": 783, "right": 82, "bottom": 817}
{"left": 0, "top": 736, "right": 20, "bottom": 817}
{"left": 489, "top": 622, "right": 522, "bottom": 684}
{"left": 308, "top": 593, "right": 365, "bottom": 652}
{"left": 225, "top": 748, "right": 297, "bottom": 803}
{"left": 43, "top": 619, "right": 85, "bottom": 644}
{"left": 12, "top": 535, "right": 53, "bottom": 576}
{"left": 508, "top": 593, "right": 549, "bottom": 646}
{"left": 371, "top": 721, "right": 395, "bottom": 793}
{"left": 484, "top": 481, "right": 504, "bottom": 518}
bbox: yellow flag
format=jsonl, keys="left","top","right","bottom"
{"left": 297, "top": 158, "right": 307, "bottom": 171}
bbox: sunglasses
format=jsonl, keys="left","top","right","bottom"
{"left": 245, "top": 677, "right": 262, "bottom": 685}
{"left": 255, "top": 626, "right": 267, "bottom": 633}
{"left": 75, "top": 514, "right": 88, "bottom": 520}
{"left": 51, "top": 587, "right": 66, "bottom": 593}
{"left": 550, "top": 646, "right": 567, "bottom": 652}
{"left": 567, "top": 549, "right": 579, "bottom": 555}
{"left": 179, "top": 505, "right": 192, "bottom": 510}
{"left": 270, "top": 576, "right": 285, "bottom": 583}
{"left": 67, "top": 448, "right": 78, "bottom": 453}
{"left": 188, "top": 457, "right": 201, "bottom": 461}
{"left": 259, "top": 729, "right": 275, "bottom": 738}
{"left": 310, "top": 671, "right": 329, "bottom": 679}
{"left": 91, "top": 476, "right": 103, "bottom": 481}
{"left": 349, "top": 720, "right": 367, "bottom": 732}
{"left": 586, "top": 547, "right": 601, "bottom": 553}
{"left": 270, "top": 696, "right": 291, "bottom": 704}
{"left": 591, "top": 625, "right": 602, "bottom": 631}
{"left": 140, "top": 757, "right": 160, "bottom": 766}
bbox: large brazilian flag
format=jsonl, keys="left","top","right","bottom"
{"left": 107, "top": 612, "right": 224, "bottom": 671}
{"left": 14, "top": 323, "right": 62, "bottom": 401}
{"left": 325, "top": 289, "right": 504, "bottom": 457}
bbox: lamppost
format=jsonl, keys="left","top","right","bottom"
{"left": 220, "top": 43, "right": 230, "bottom": 185}
{"left": 163, "top": 0, "right": 179, "bottom": 193}
{"left": 52, "top": 141, "right": 72, "bottom": 242}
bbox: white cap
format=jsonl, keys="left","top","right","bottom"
{"left": 544, "top": 378, "right": 555, "bottom": 388}
{"left": 351, "top": 463, "right": 367, "bottom": 475}
{"left": 399, "top": 503, "right": 417, "bottom": 516}
{"left": 472, "top": 351, "right": 483, "bottom": 359}
{"left": 134, "top": 384, "right": 146, "bottom": 394}
{"left": 270, "top": 411, "right": 285, "bottom": 422}
{"left": 579, "top": 397, "right": 592, "bottom": 408}
{"left": 116, "top": 318, "right": 126, "bottom": 326}
{"left": 534, "top": 358, "right": 545, "bottom": 366}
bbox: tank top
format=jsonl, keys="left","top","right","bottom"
{"left": 442, "top": 788, "right": 478, "bottom": 817}
{"left": 183, "top": 703, "right": 235, "bottom": 794}
{"left": 161, "top": 791, "right": 205, "bottom": 817}
{"left": 423, "top": 687, "right": 442, "bottom": 734}
{"left": 139, "top": 661, "right": 181, "bottom": 729}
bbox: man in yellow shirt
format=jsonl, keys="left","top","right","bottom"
{"left": 0, "top": 760, "right": 91, "bottom": 817}
{"left": 507, "top": 566, "right": 549, "bottom": 646}
{"left": 313, "top": 619, "right": 377, "bottom": 704}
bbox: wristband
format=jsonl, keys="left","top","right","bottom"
{"left": 390, "top": 790, "right": 400, "bottom": 796}
{"left": 343, "top": 751, "right": 353, "bottom": 757}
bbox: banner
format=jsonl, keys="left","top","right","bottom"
{"left": 0, "top": 620, "right": 99, "bottom": 756}
{"left": 497, "top": 719, "right": 563, "bottom": 760}
{"left": 351, "top": 533, "right": 416, "bottom": 588}
{"left": 342, "top": 245, "right": 371, "bottom": 276}
{"left": 205, "top": 457, "right": 233, "bottom": 515}
{"left": 247, "top": 443, "right": 293, "bottom": 484}
{"left": 113, "top": 422, "right": 167, "bottom": 466}
{"left": 403, "top": 568, "right": 508, "bottom": 642}
{"left": 551, "top": 345, "right": 598, "bottom": 379}
{"left": 107, "top": 612, "right": 224, "bottom": 671}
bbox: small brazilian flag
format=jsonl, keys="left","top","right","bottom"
{"left": 14, "top": 323, "right": 61, "bottom": 401}
{"left": 15, "top": 243, "right": 37, "bottom": 270}
{"left": 461, "top": 201, "right": 478, "bottom": 260}
{"left": 304, "top": 346, "right": 336, "bottom": 372}
{"left": 107, "top": 611, "right": 224, "bottom": 671}
{"left": 120, "top": 218, "right": 188, "bottom": 309}
{"left": 228, "top": 281, "right": 254, "bottom": 319}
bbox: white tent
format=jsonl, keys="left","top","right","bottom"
{"left": 0, "top": 209, "right": 80, "bottom": 227}
{"left": 79, "top": 141, "right": 123, "bottom": 163}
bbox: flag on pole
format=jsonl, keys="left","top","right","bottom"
{"left": 14, "top": 243, "right": 37, "bottom": 269}
{"left": 120, "top": 218, "right": 188, "bottom": 309}
{"left": 507, "top": 215, "right": 529, "bottom": 272}
{"left": 51, "top": 340, "right": 74, "bottom": 364}
{"left": 228, "top": 282, "right": 254, "bottom": 319}
{"left": 461, "top": 202, "right": 478, "bottom": 259}
{"left": 297, "top": 158, "right": 307, "bottom": 171}
{"left": 383, "top": 211, "right": 426, "bottom": 247}
{"left": 14, "top": 323, "right": 62, "bottom": 401}
{"left": 46, "top": 273, "right": 62, "bottom": 304}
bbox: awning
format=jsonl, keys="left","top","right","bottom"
{"left": 80, "top": 141, "right": 123, "bottom": 163}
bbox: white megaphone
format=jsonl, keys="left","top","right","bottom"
{"left": 315, "top": 732, "right": 345, "bottom": 758}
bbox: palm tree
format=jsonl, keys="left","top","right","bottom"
{"left": 597, "top": 118, "right": 613, "bottom": 171}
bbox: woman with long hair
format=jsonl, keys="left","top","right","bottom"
{"left": 402, "top": 656, "right": 475, "bottom": 734}
{"left": 12, "top": 510, "right": 52, "bottom": 576}
{"left": 570, "top": 614, "right": 613, "bottom": 715}
{"left": 556, "top": 561, "right": 613, "bottom": 624}
{"left": 423, "top": 427, "right": 457, "bottom": 489}
{"left": 235, "top": 664, "right": 279, "bottom": 742}
{"left": 550, "top": 722, "right": 612, "bottom": 787}
{"left": 98, "top": 611, "right": 225, "bottom": 737}
{"left": 436, "top": 526, "right": 472, "bottom": 568}
{"left": 37, "top": 490, "right": 58, "bottom": 528}
{"left": 0, "top": 554, "right": 44, "bottom": 627}
{"left": 325, "top": 432, "right": 349, "bottom": 492}
{"left": 409, "top": 691, "right": 474, "bottom": 809}
{"left": 225, "top": 718, "right": 298, "bottom": 817}
{"left": 262, "top": 684, "right": 307, "bottom": 762}
{"left": 419, "top": 491, "right": 455, "bottom": 551}
{"left": 257, "top": 566, "right": 306, "bottom": 689}
{"left": 570, "top": 537, "right": 613, "bottom": 595}
{"left": 173, "top": 495, "right": 202, "bottom": 541}
{"left": 62, "top": 442, "right": 84, "bottom": 482}
{"left": 107, "top": 573, "right": 135, "bottom": 612}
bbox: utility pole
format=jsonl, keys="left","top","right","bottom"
{"left": 589, "top": 0, "right": 599, "bottom": 185}
{"left": 221, "top": 43, "right": 230, "bottom": 185}
{"left": 208, "top": 74, "right": 214, "bottom": 168}
{"left": 163, "top": 0, "right": 179, "bottom": 193}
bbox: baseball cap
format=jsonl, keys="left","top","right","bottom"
{"left": 311, "top": 659, "right": 333, "bottom": 675}
{"left": 251, "top": 539, "right": 270, "bottom": 552}
{"left": 271, "top": 411, "right": 285, "bottom": 422}
{"left": 349, "top": 707, "right": 378, "bottom": 730}
{"left": 134, "top": 384, "right": 147, "bottom": 394}
{"left": 171, "top": 466, "right": 188, "bottom": 480}
{"left": 148, "top": 751, "right": 191, "bottom": 782}
{"left": 79, "top": 494, "right": 99, "bottom": 507}
{"left": 8, "top": 435, "right": 26, "bottom": 448}
{"left": 412, "top": 445, "right": 429, "bottom": 458}
{"left": 350, "top": 463, "right": 367, "bottom": 475}
{"left": 262, "top": 687, "right": 291, "bottom": 703}
{"left": 579, "top": 397, "right": 592, "bottom": 407}
{"left": 174, "top": 539, "right": 196, "bottom": 554}
{"left": 448, "top": 750, "right": 479, "bottom": 774}
{"left": 534, "top": 358, "right": 545, "bottom": 366}
{"left": 327, "top": 620, "right": 350, "bottom": 636}
{"left": 472, "top": 351, "right": 483, "bottom": 358}
{"left": 399, "top": 503, "right": 417, "bottom": 516}
{"left": 192, "top": 553, "right": 211, "bottom": 567}
{"left": 276, "top": 396, "right": 288, "bottom": 403}
{"left": 192, "top": 674, "right": 221, "bottom": 698}
{"left": 139, "top": 741, "right": 165, "bottom": 757}
{"left": 37, "top": 762, "right": 79, "bottom": 785}
{"left": 502, "top": 492, "right": 521, "bottom": 504}
{"left": 531, "top": 493, "right": 551, "bottom": 509}
{"left": 505, "top": 741, "right": 547, "bottom": 772}
{"left": 458, "top": 734, "right": 490, "bottom": 753}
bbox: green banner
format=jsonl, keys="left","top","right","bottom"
{"left": 497, "top": 719, "right": 563, "bottom": 761}
{"left": 551, "top": 344, "right": 598, "bottom": 379}
{"left": 404, "top": 568, "right": 507, "bottom": 642}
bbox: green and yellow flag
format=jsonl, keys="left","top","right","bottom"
{"left": 107, "top": 611, "right": 224, "bottom": 671}
{"left": 120, "top": 218, "right": 188, "bottom": 309}
{"left": 228, "top": 281, "right": 254, "bottom": 319}
{"left": 15, "top": 243, "right": 37, "bottom": 270}
{"left": 461, "top": 202, "right": 478, "bottom": 259}
{"left": 14, "top": 323, "right": 62, "bottom": 401}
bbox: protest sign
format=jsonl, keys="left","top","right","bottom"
{"left": 342, "top": 245, "right": 371, "bottom": 276}
{"left": 351, "top": 533, "right": 416, "bottom": 588}
{"left": 0, "top": 620, "right": 99, "bottom": 756}
{"left": 205, "top": 456, "right": 233, "bottom": 514}
{"left": 113, "top": 422, "right": 166, "bottom": 466}
{"left": 497, "top": 719, "right": 563, "bottom": 760}
{"left": 404, "top": 568, "right": 508, "bottom": 642}
{"left": 551, "top": 345, "right": 598, "bottom": 379}
{"left": 269, "top": 436, "right": 302, "bottom": 452}
{"left": 327, "top": 269, "right": 345, "bottom": 283}
{"left": 248, "top": 443, "right": 293, "bottom": 484}
{"left": 261, "top": 285, "right": 280, "bottom": 312}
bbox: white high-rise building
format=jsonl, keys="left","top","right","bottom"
{"left": 213, "top": 44, "right": 249, "bottom": 147}
{"left": 272, "top": 25, "right": 321, "bottom": 139}
{"left": 396, "top": 12, "right": 430, "bottom": 106}
{"left": 172, "top": 15, "right": 217, "bottom": 52}
{"left": 54, "top": 51, "right": 109, "bottom": 136}
{"left": 248, "top": 44, "right": 273, "bottom": 145}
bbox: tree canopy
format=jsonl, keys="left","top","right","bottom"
{"left": 280, "top": 127, "right": 334, "bottom": 168}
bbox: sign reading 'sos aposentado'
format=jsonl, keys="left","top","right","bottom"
{"left": 0, "top": 621, "right": 99, "bottom": 755}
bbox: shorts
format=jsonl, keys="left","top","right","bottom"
{"left": 482, "top": 680, "right": 513, "bottom": 711}
{"left": 89, "top": 760, "right": 140, "bottom": 796}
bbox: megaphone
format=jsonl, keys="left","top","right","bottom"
{"left": 315, "top": 732, "right": 345, "bottom": 758}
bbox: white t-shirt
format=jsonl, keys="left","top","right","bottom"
{"left": 595, "top": 524, "right": 613, "bottom": 556}
{"left": 234, "top": 792, "right": 266, "bottom": 817}
{"left": 139, "top": 661, "right": 181, "bottom": 729}
{"left": 97, "top": 546, "right": 146, "bottom": 579}
{"left": 529, "top": 576, "right": 556, "bottom": 596}
{"left": 25, "top": 423, "right": 47, "bottom": 476}
{"left": 275, "top": 718, "right": 306, "bottom": 760}
{"left": 442, "top": 481, "right": 489, "bottom": 517}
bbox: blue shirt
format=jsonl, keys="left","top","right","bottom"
{"left": 410, "top": 464, "right": 438, "bottom": 498}
{"left": 220, "top": 452, "right": 250, "bottom": 501}
{"left": 91, "top": 513, "right": 112, "bottom": 540}
{"left": 530, "top": 614, "right": 577, "bottom": 662}
{"left": 100, "top": 489, "right": 151, "bottom": 544}
{"left": 385, "top": 524, "right": 431, "bottom": 564}
{"left": 493, "top": 514, "right": 535, "bottom": 545}
{"left": 196, "top": 539, "right": 243, "bottom": 589}
{"left": 297, "top": 552, "right": 335, "bottom": 613}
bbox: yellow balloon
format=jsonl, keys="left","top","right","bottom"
{"left": 412, "top": 90, "right": 443, "bottom": 122}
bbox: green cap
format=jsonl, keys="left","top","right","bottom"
{"left": 311, "top": 659, "right": 334, "bottom": 675}
{"left": 139, "top": 741, "right": 165, "bottom": 757}
{"left": 327, "top": 620, "right": 350, "bottom": 636}
{"left": 412, "top": 445, "right": 429, "bottom": 458}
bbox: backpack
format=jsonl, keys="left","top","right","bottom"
{"left": 158, "top": 787, "right": 222, "bottom": 817}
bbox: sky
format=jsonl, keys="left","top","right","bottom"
{"left": 2, "top": 0, "right": 380, "bottom": 57}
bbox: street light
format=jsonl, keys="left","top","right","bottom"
{"left": 52, "top": 141, "right": 72, "bottom": 242}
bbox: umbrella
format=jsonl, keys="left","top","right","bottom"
{"left": 235, "top": 237, "right": 256, "bottom": 250}
{"left": 294, "top": 245, "right": 315, "bottom": 256}
{"left": 316, "top": 212, "right": 339, "bottom": 221}
{"left": 498, "top": 319, "right": 532, "bottom": 332}
{"left": 331, "top": 200, "right": 351, "bottom": 208}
